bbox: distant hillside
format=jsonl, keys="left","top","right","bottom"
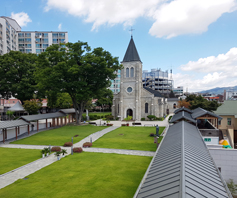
{"left": 199, "top": 86, "right": 237, "bottom": 95}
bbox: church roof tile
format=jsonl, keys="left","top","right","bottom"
{"left": 122, "top": 36, "right": 141, "bottom": 62}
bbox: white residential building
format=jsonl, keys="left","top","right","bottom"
{"left": 0, "top": 16, "right": 21, "bottom": 55}
{"left": 0, "top": 16, "right": 68, "bottom": 55}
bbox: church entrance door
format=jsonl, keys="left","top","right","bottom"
{"left": 127, "top": 109, "right": 133, "bottom": 119}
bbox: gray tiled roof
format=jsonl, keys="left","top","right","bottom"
{"left": 8, "top": 101, "right": 25, "bottom": 112}
{"left": 174, "top": 106, "right": 192, "bottom": 114}
{"left": 170, "top": 111, "right": 196, "bottom": 124}
{"left": 135, "top": 121, "right": 231, "bottom": 198}
{"left": 0, "top": 120, "right": 29, "bottom": 129}
{"left": 143, "top": 87, "right": 164, "bottom": 98}
{"left": 59, "top": 108, "right": 75, "bottom": 114}
{"left": 192, "top": 107, "right": 222, "bottom": 120}
{"left": 20, "top": 112, "right": 65, "bottom": 121}
{"left": 122, "top": 36, "right": 141, "bottom": 62}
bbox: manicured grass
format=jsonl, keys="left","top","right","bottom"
{"left": 10, "top": 125, "right": 108, "bottom": 146}
{"left": 92, "top": 126, "right": 165, "bottom": 151}
{"left": 0, "top": 152, "right": 152, "bottom": 198}
{"left": 0, "top": 148, "right": 40, "bottom": 175}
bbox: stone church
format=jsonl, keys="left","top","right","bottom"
{"left": 112, "top": 36, "right": 166, "bottom": 121}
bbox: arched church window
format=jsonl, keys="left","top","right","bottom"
{"left": 126, "top": 68, "right": 129, "bottom": 77}
{"left": 173, "top": 103, "right": 176, "bottom": 109}
{"left": 130, "top": 67, "right": 134, "bottom": 77}
{"left": 145, "top": 103, "right": 148, "bottom": 113}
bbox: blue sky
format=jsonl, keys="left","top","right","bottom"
{"left": 1, "top": 0, "right": 237, "bottom": 92}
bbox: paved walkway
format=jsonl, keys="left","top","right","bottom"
{"left": 0, "top": 125, "right": 156, "bottom": 190}
{"left": 83, "top": 147, "right": 155, "bottom": 157}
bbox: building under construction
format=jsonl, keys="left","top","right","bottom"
{"left": 142, "top": 69, "right": 173, "bottom": 96}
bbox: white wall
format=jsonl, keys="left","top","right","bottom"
{"left": 209, "top": 149, "right": 237, "bottom": 183}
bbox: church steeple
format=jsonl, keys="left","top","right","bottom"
{"left": 122, "top": 36, "right": 141, "bottom": 63}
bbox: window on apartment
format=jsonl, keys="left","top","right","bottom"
{"left": 43, "top": 44, "right": 48, "bottom": 48}
{"left": 130, "top": 67, "right": 134, "bottom": 77}
{"left": 145, "top": 103, "right": 148, "bottom": 113}
{"left": 18, "top": 33, "right": 24, "bottom": 37}
{"left": 25, "top": 33, "right": 31, "bottom": 37}
{"left": 59, "top": 33, "right": 65, "bottom": 37}
{"left": 126, "top": 68, "right": 129, "bottom": 77}
{"left": 53, "top": 39, "right": 58, "bottom": 44}
{"left": 36, "top": 44, "right": 41, "bottom": 48}
{"left": 227, "top": 118, "right": 231, "bottom": 126}
{"left": 52, "top": 33, "right": 58, "bottom": 38}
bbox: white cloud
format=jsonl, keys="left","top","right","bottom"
{"left": 58, "top": 23, "right": 62, "bottom": 30}
{"left": 149, "top": 0, "right": 237, "bottom": 38}
{"left": 174, "top": 47, "right": 237, "bottom": 92}
{"left": 10, "top": 12, "right": 32, "bottom": 27}
{"left": 181, "top": 47, "right": 237, "bottom": 74}
{"left": 44, "top": 0, "right": 237, "bottom": 38}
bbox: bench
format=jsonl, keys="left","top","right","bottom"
{"left": 89, "top": 122, "right": 97, "bottom": 126}
{"left": 132, "top": 122, "right": 142, "bottom": 125}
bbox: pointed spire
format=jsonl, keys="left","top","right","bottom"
{"left": 122, "top": 36, "right": 141, "bottom": 63}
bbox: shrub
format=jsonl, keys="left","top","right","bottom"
{"left": 105, "top": 115, "right": 114, "bottom": 120}
{"left": 141, "top": 118, "right": 145, "bottom": 121}
{"left": 83, "top": 142, "right": 92, "bottom": 148}
{"left": 168, "top": 116, "right": 173, "bottom": 121}
{"left": 51, "top": 146, "right": 61, "bottom": 152}
{"left": 64, "top": 142, "right": 73, "bottom": 147}
{"left": 150, "top": 133, "right": 155, "bottom": 137}
{"left": 116, "top": 117, "right": 119, "bottom": 120}
{"left": 147, "top": 115, "right": 157, "bottom": 121}
{"left": 73, "top": 147, "right": 83, "bottom": 153}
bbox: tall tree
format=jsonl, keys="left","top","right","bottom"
{"left": 35, "top": 41, "right": 122, "bottom": 124}
{"left": 0, "top": 51, "right": 37, "bottom": 103}
{"left": 95, "top": 88, "right": 113, "bottom": 110}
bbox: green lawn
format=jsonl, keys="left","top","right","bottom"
{"left": 0, "top": 148, "right": 40, "bottom": 175}
{"left": 0, "top": 152, "right": 151, "bottom": 198}
{"left": 10, "top": 125, "right": 108, "bottom": 146}
{"left": 92, "top": 126, "right": 165, "bottom": 151}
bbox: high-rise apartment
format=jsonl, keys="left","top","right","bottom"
{"left": 0, "top": 16, "right": 68, "bottom": 55}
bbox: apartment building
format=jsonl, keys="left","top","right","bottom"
{"left": 0, "top": 16, "right": 21, "bottom": 55}
{"left": 0, "top": 16, "right": 68, "bottom": 55}
{"left": 18, "top": 31, "right": 68, "bottom": 54}
{"left": 109, "top": 70, "right": 121, "bottom": 93}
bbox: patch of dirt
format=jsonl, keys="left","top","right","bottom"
{"left": 74, "top": 135, "right": 79, "bottom": 137}
{"left": 119, "top": 134, "right": 124, "bottom": 136}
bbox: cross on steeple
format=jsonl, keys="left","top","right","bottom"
{"left": 129, "top": 27, "right": 135, "bottom": 37}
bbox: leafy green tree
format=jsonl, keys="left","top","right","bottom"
{"left": 95, "top": 88, "right": 113, "bottom": 110}
{"left": 6, "top": 110, "right": 14, "bottom": 120}
{"left": 185, "top": 94, "right": 221, "bottom": 111}
{"left": 35, "top": 42, "right": 122, "bottom": 124}
{"left": 0, "top": 51, "right": 37, "bottom": 103}
{"left": 23, "top": 100, "right": 42, "bottom": 115}
{"left": 56, "top": 93, "right": 73, "bottom": 109}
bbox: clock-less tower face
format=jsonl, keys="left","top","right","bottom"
{"left": 127, "top": 86, "right": 133, "bottom": 93}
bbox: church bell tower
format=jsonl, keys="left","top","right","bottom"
{"left": 119, "top": 36, "right": 143, "bottom": 121}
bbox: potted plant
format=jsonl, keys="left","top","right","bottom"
{"left": 54, "top": 151, "right": 61, "bottom": 160}
{"left": 124, "top": 116, "right": 132, "bottom": 126}
{"left": 106, "top": 120, "right": 113, "bottom": 126}
{"left": 44, "top": 147, "right": 50, "bottom": 157}
{"left": 41, "top": 149, "right": 46, "bottom": 158}
{"left": 61, "top": 149, "right": 67, "bottom": 157}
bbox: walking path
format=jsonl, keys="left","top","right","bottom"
{"left": 0, "top": 125, "right": 156, "bottom": 189}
